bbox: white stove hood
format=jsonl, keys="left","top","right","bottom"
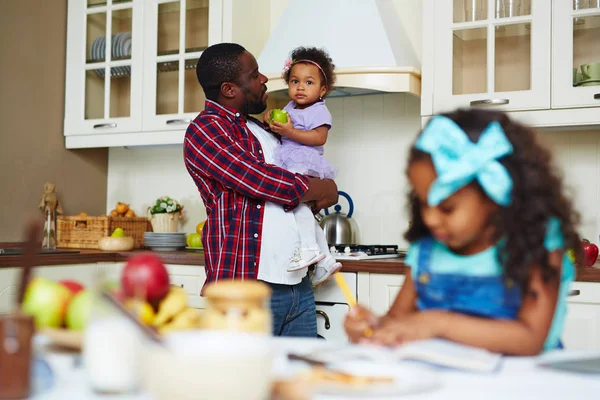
{"left": 258, "top": 0, "right": 421, "bottom": 99}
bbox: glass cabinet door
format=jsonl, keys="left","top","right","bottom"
{"left": 552, "top": 0, "right": 600, "bottom": 109}
{"left": 64, "top": 0, "right": 142, "bottom": 136}
{"left": 433, "top": 0, "right": 550, "bottom": 113}
{"left": 143, "top": 0, "right": 222, "bottom": 132}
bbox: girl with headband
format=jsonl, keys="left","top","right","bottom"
{"left": 344, "top": 108, "right": 582, "bottom": 355}
{"left": 264, "top": 46, "right": 341, "bottom": 286}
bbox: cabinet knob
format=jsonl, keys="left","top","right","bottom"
{"left": 470, "top": 99, "right": 510, "bottom": 106}
{"left": 316, "top": 310, "right": 331, "bottom": 330}
{"left": 568, "top": 289, "right": 580, "bottom": 297}
{"left": 594, "top": 94, "right": 600, "bottom": 100}
{"left": 166, "top": 119, "right": 192, "bottom": 126}
{"left": 93, "top": 123, "right": 117, "bottom": 129}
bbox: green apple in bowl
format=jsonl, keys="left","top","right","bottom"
{"left": 22, "top": 277, "right": 73, "bottom": 328}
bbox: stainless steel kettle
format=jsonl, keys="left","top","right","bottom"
{"left": 317, "top": 191, "right": 359, "bottom": 245}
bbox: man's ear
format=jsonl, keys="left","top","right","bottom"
{"left": 220, "top": 82, "right": 237, "bottom": 99}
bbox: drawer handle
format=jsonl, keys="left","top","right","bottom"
{"left": 93, "top": 123, "right": 117, "bottom": 129}
{"left": 166, "top": 119, "right": 192, "bottom": 125}
{"left": 316, "top": 310, "right": 330, "bottom": 330}
{"left": 594, "top": 93, "right": 600, "bottom": 100}
{"left": 568, "top": 289, "right": 580, "bottom": 297}
{"left": 470, "top": 99, "right": 510, "bottom": 106}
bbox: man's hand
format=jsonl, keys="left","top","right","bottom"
{"left": 302, "top": 177, "right": 338, "bottom": 210}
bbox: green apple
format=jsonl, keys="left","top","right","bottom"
{"left": 186, "top": 233, "right": 202, "bottom": 248}
{"left": 111, "top": 227, "right": 125, "bottom": 238}
{"left": 22, "top": 277, "right": 72, "bottom": 328}
{"left": 270, "top": 109, "right": 288, "bottom": 124}
{"left": 66, "top": 290, "right": 94, "bottom": 331}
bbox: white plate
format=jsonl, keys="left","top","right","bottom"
{"left": 314, "top": 360, "right": 441, "bottom": 397}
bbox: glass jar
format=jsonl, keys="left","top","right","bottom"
{"left": 201, "top": 280, "right": 272, "bottom": 335}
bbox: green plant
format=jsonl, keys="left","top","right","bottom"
{"left": 148, "top": 196, "right": 184, "bottom": 215}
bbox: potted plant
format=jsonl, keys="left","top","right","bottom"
{"left": 147, "top": 196, "right": 185, "bottom": 233}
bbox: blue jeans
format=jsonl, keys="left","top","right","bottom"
{"left": 264, "top": 274, "right": 317, "bottom": 337}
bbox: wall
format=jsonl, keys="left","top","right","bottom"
{"left": 0, "top": 0, "right": 108, "bottom": 242}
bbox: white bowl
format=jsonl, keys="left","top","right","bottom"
{"left": 140, "top": 330, "right": 274, "bottom": 400}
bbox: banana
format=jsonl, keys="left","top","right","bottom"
{"left": 158, "top": 308, "right": 203, "bottom": 334}
{"left": 153, "top": 286, "right": 188, "bottom": 327}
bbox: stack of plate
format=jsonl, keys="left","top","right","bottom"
{"left": 144, "top": 232, "right": 186, "bottom": 252}
{"left": 90, "top": 32, "right": 132, "bottom": 77}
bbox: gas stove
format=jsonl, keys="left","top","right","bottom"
{"left": 329, "top": 244, "right": 405, "bottom": 260}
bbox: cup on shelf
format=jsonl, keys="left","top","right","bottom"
{"left": 581, "top": 62, "right": 600, "bottom": 81}
{"left": 573, "top": 67, "right": 584, "bottom": 85}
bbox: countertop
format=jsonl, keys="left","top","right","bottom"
{"left": 1, "top": 246, "right": 600, "bottom": 282}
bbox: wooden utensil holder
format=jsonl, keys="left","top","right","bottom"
{"left": 0, "top": 314, "right": 34, "bottom": 399}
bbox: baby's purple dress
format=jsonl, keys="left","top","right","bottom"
{"left": 273, "top": 100, "right": 337, "bottom": 179}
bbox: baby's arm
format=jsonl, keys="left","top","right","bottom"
{"left": 372, "top": 252, "right": 562, "bottom": 355}
{"left": 270, "top": 119, "right": 329, "bottom": 146}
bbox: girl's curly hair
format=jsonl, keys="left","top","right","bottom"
{"left": 405, "top": 108, "right": 582, "bottom": 290}
{"left": 282, "top": 46, "right": 336, "bottom": 97}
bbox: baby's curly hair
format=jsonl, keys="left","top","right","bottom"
{"left": 405, "top": 108, "right": 582, "bottom": 290}
{"left": 282, "top": 46, "right": 336, "bottom": 96}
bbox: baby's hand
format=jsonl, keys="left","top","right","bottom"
{"left": 343, "top": 305, "right": 379, "bottom": 343}
{"left": 270, "top": 118, "right": 294, "bottom": 138}
{"left": 370, "top": 311, "right": 441, "bottom": 346}
{"left": 263, "top": 110, "right": 273, "bottom": 125}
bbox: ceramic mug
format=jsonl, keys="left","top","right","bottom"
{"left": 573, "top": 68, "right": 583, "bottom": 85}
{"left": 581, "top": 63, "right": 600, "bottom": 81}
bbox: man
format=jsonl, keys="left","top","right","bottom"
{"left": 183, "top": 43, "right": 338, "bottom": 337}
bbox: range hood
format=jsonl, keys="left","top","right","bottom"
{"left": 258, "top": 0, "right": 421, "bottom": 99}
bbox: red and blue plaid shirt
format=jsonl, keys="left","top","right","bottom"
{"left": 184, "top": 100, "right": 309, "bottom": 286}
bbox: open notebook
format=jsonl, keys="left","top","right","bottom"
{"left": 308, "top": 339, "right": 503, "bottom": 373}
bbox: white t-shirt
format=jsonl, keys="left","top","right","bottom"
{"left": 246, "top": 120, "right": 306, "bottom": 285}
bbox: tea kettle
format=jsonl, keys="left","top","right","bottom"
{"left": 317, "top": 191, "right": 359, "bottom": 245}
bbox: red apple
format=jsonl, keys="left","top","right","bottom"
{"left": 121, "top": 253, "right": 170, "bottom": 302}
{"left": 581, "top": 239, "right": 599, "bottom": 267}
{"left": 22, "top": 277, "right": 72, "bottom": 328}
{"left": 59, "top": 279, "right": 85, "bottom": 295}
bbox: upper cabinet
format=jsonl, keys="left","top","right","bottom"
{"left": 64, "top": 0, "right": 225, "bottom": 149}
{"left": 552, "top": 0, "right": 600, "bottom": 109}
{"left": 422, "top": 0, "right": 600, "bottom": 128}
{"left": 433, "top": 0, "right": 549, "bottom": 113}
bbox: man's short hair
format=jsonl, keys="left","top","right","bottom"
{"left": 196, "top": 43, "right": 246, "bottom": 101}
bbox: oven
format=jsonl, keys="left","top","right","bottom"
{"left": 313, "top": 271, "right": 357, "bottom": 342}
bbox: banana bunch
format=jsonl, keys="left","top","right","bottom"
{"left": 153, "top": 286, "right": 203, "bottom": 334}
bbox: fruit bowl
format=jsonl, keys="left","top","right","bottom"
{"left": 98, "top": 236, "right": 135, "bottom": 251}
{"left": 40, "top": 328, "right": 83, "bottom": 351}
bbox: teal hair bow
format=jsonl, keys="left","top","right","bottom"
{"left": 415, "top": 116, "right": 514, "bottom": 206}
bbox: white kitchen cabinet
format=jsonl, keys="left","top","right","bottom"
{"left": 369, "top": 273, "right": 405, "bottom": 316}
{"left": 552, "top": 0, "right": 600, "bottom": 109}
{"left": 0, "top": 264, "right": 99, "bottom": 315}
{"left": 429, "top": 0, "right": 550, "bottom": 114}
{"left": 64, "top": 0, "right": 228, "bottom": 149}
{"left": 562, "top": 281, "right": 600, "bottom": 351}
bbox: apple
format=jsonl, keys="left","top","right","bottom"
{"left": 22, "top": 277, "right": 72, "bottom": 328}
{"left": 65, "top": 290, "right": 93, "bottom": 331}
{"left": 186, "top": 233, "right": 202, "bottom": 248}
{"left": 111, "top": 227, "right": 125, "bottom": 238}
{"left": 270, "top": 109, "right": 288, "bottom": 124}
{"left": 59, "top": 279, "right": 85, "bottom": 296}
{"left": 121, "top": 253, "right": 170, "bottom": 302}
{"left": 581, "top": 239, "right": 598, "bottom": 267}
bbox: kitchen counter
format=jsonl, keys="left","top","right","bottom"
{"left": 1, "top": 246, "right": 600, "bottom": 282}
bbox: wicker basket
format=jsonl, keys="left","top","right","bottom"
{"left": 57, "top": 215, "right": 152, "bottom": 249}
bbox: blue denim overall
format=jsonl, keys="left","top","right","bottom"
{"left": 415, "top": 237, "right": 521, "bottom": 319}
{"left": 414, "top": 237, "right": 563, "bottom": 350}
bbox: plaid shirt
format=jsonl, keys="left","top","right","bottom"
{"left": 184, "top": 100, "right": 309, "bottom": 286}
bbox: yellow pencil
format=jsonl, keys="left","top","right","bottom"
{"left": 333, "top": 273, "right": 372, "bottom": 337}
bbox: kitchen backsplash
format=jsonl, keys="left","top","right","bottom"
{"left": 107, "top": 93, "right": 600, "bottom": 249}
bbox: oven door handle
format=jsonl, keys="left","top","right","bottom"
{"left": 316, "top": 310, "right": 331, "bottom": 330}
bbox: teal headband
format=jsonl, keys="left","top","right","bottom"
{"left": 414, "top": 116, "right": 514, "bottom": 206}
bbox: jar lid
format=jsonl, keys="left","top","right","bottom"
{"left": 203, "top": 280, "right": 271, "bottom": 301}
